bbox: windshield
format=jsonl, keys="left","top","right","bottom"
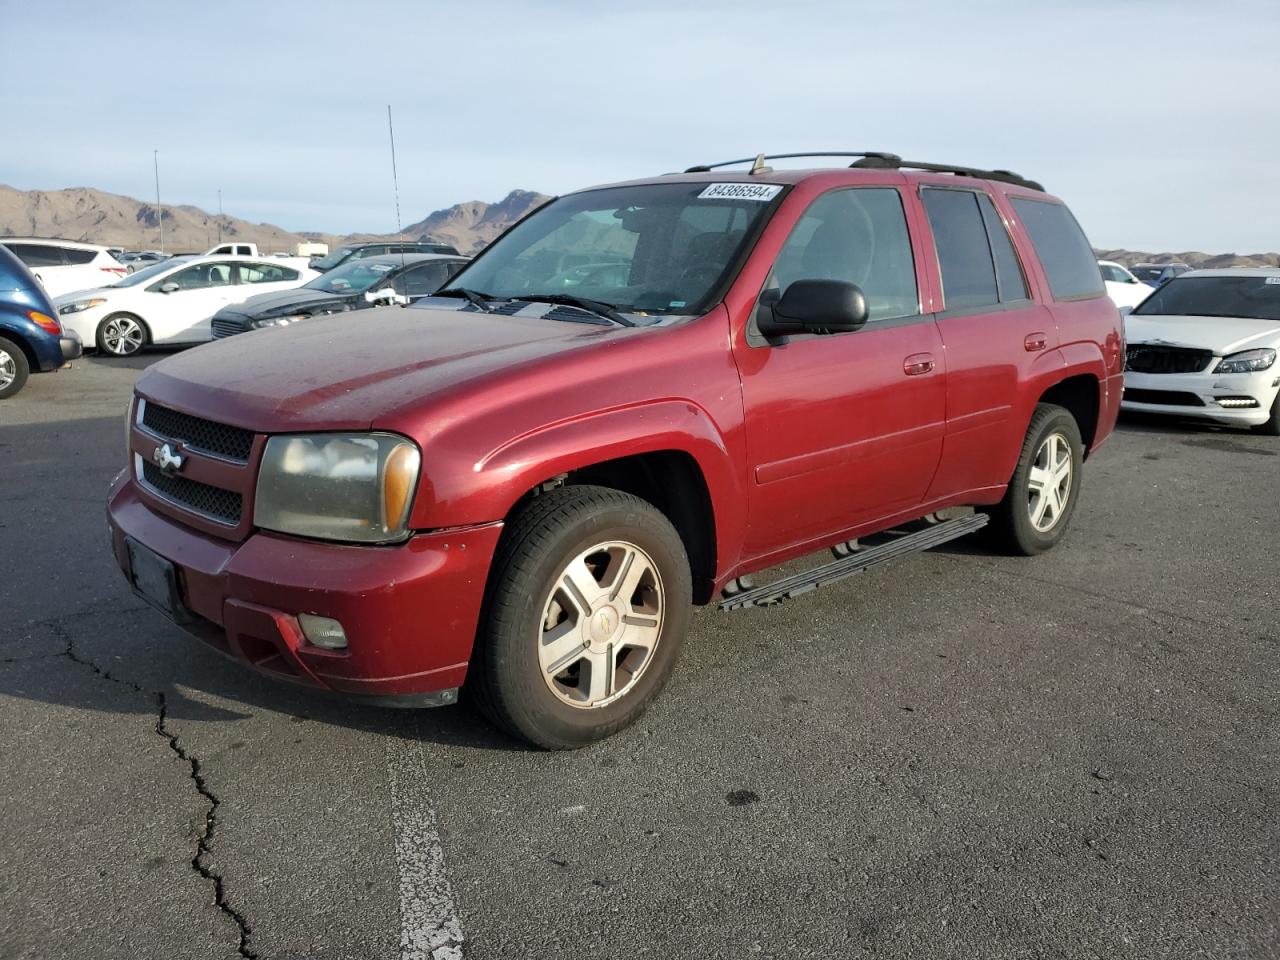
{"left": 303, "top": 259, "right": 397, "bottom": 293}
{"left": 310, "top": 247, "right": 355, "bottom": 270}
{"left": 1131, "top": 276, "right": 1280, "bottom": 321}
{"left": 439, "top": 182, "right": 782, "bottom": 316}
{"left": 1131, "top": 266, "right": 1166, "bottom": 283}
{"left": 111, "top": 258, "right": 189, "bottom": 288}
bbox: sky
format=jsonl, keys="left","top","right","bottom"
{"left": 2, "top": 0, "right": 1277, "bottom": 252}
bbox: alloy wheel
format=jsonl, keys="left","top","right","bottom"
{"left": 0, "top": 348, "right": 15, "bottom": 390}
{"left": 1027, "top": 432, "right": 1073, "bottom": 532}
{"left": 102, "top": 317, "right": 144, "bottom": 356}
{"left": 538, "top": 540, "right": 664, "bottom": 709}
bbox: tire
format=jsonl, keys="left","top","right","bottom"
{"left": 0, "top": 337, "right": 31, "bottom": 399}
{"left": 95, "top": 313, "right": 148, "bottom": 357}
{"left": 1251, "top": 394, "right": 1280, "bottom": 436}
{"left": 980, "top": 403, "right": 1084, "bottom": 556}
{"left": 469, "top": 484, "right": 692, "bottom": 749}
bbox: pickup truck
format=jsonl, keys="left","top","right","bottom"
{"left": 108, "top": 153, "right": 1123, "bottom": 748}
{"left": 205, "top": 242, "right": 258, "bottom": 257}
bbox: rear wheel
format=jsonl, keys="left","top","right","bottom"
{"left": 981, "top": 403, "right": 1084, "bottom": 555}
{"left": 469, "top": 485, "right": 692, "bottom": 749}
{"left": 0, "top": 337, "right": 30, "bottom": 399}
{"left": 96, "top": 314, "right": 148, "bottom": 357}
{"left": 1251, "top": 394, "right": 1280, "bottom": 436}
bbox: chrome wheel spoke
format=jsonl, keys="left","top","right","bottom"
{"left": 537, "top": 539, "right": 665, "bottom": 710}
{"left": 1028, "top": 431, "right": 1073, "bottom": 532}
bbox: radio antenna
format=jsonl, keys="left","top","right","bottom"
{"left": 387, "top": 105, "right": 403, "bottom": 235}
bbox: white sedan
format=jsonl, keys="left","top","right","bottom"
{"left": 1098, "top": 260, "right": 1152, "bottom": 311}
{"left": 1122, "top": 268, "right": 1280, "bottom": 434}
{"left": 53, "top": 255, "right": 318, "bottom": 356}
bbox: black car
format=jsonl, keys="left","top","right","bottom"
{"left": 210, "top": 254, "right": 467, "bottom": 339}
{"left": 309, "top": 241, "right": 461, "bottom": 272}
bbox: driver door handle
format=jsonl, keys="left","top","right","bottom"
{"left": 903, "top": 353, "right": 936, "bottom": 376}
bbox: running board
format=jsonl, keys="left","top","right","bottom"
{"left": 719, "top": 514, "right": 988, "bottom": 611}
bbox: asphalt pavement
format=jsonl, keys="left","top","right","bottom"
{"left": 1, "top": 351, "right": 1276, "bottom": 959}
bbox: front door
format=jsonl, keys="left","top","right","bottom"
{"left": 147, "top": 261, "right": 238, "bottom": 342}
{"left": 734, "top": 186, "right": 947, "bottom": 560}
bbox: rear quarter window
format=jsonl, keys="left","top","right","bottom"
{"left": 63, "top": 247, "right": 98, "bottom": 265}
{"left": 1010, "top": 198, "right": 1105, "bottom": 301}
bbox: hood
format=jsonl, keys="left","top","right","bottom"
{"left": 1125, "top": 313, "right": 1280, "bottom": 355}
{"left": 216, "top": 287, "right": 353, "bottom": 319}
{"left": 136, "top": 305, "right": 628, "bottom": 432}
{"left": 52, "top": 286, "right": 117, "bottom": 306}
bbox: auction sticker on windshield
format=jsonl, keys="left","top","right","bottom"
{"left": 697, "top": 183, "right": 783, "bottom": 202}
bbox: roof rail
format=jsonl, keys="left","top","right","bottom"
{"left": 680, "top": 152, "right": 1044, "bottom": 192}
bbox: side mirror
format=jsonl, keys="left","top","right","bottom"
{"left": 757, "top": 279, "right": 869, "bottom": 338}
{"left": 158, "top": 282, "right": 180, "bottom": 294}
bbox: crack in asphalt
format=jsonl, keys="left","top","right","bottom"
{"left": 47, "top": 619, "right": 259, "bottom": 959}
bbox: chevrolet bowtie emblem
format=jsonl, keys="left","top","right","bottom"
{"left": 152, "top": 442, "right": 185, "bottom": 475}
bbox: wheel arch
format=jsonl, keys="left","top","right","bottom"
{"left": 1037, "top": 373, "right": 1102, "bottom": 456}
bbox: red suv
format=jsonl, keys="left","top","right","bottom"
{"left": 108, "top": 153, "right": 1123, "bottom": 748}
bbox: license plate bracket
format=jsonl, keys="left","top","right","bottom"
{"left": 126, "top": 537, "right": 193, "bottom": 624}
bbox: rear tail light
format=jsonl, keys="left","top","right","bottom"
{"left": 27, "top": 310, "right": 62, "bottom": 335}
{"left": 102, "top": 266, "right": 127, "bottom": 275}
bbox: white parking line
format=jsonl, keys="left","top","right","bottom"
{"left": 387, "top": 730, "right": 465, "bottom": 960}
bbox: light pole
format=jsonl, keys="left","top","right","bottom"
{"left": 217, "top": 188, "right": 223, "bottom": 244}
{"left": 153, "top": 150, "right": 164, "bottom": 253}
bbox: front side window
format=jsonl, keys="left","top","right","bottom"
{"left": 1131, "top": 276, "right": 1280, "bottom": 322}
{"left": 766, "top": 188, "right": 919, "bottom": 323}
{"left": 440, "top": 182, "right": 781, "bottom": 317}
{"left": 152, "top": 261, "right": 233, "bottom": 291}
{"left": 1010, "top": 197, "right": 1105, "bottom": 301}
{"left": 239, "top": 262, "right": 298, "bottom": 284}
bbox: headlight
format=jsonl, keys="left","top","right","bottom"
{"left": 58, "top": 298, "right": 106, "bottom": 315}
{"left": 1215, "top": 348, "right": 1276, "bottom": 374}
{"left": 254, "top": 433, "right": 421, "bottom": 543}
{"left": 251, "top": 313, "right": 308, "bottom": 329}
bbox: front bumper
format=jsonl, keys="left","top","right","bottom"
{"left": 60, "top": 332, "right": 82, "bottom": 363}
{"left": 107, "top": 471, "right": 502, "bottom": 701}
{"left": 1121, "top": 369, "right": 1279, "bottom": 426}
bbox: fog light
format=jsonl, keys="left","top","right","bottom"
{"left": 298, "top": 614, "right": 348, "bottom": 649}
{"left": 1214, "top": 396, "right": 1260, "bottom": 408}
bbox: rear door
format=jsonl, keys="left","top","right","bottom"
{"left": 735, "top": 185, "right": 946, "bottom": 559}
{"left": 918, "top": 186, "right": 1056, "bottom": 498}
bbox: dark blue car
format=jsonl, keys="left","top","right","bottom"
{"left": 0, "top": 243, "right": 82, "bottom": 398}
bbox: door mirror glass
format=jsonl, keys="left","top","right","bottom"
{"left": 758, "top": 279, "right": 868, "bottom": 338}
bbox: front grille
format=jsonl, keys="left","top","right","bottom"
{"left": 211, "top": 317, "right": 250, "bottom": 339}
{"left": 141, "top": 461, "right": 243, "bottom": 524}
{"left": 1125, "top": 345, "right": 1214, "bottom": 374}
{"left": 142, "top": 402, "right": 253, "bottom": 462}
{"left": 1123, "top": 388, "right": 1205, "bottom": 407}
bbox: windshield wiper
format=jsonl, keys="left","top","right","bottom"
{"left": 433, "top": 288, "right": 496, "bottom": 313}
{"left": 516, "top": 294, "right": 636, "bottom": 327}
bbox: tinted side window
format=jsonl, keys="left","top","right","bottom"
{"left": 1010, "top": 198, "right": 1105, "bottom": 301}
{"left": 63, "top": 247, "right": 98, "bottom": 265}
{"left": 394, "top": 262, "right": 451, "bottom": 297}
{"left": 976, "top": 195, "right": 1028, "bottom": 302}
{"left": 769, "top": 188, "right": 919, "bottom": 323}
{"left": 239, "top": 262, "right": 298, "bottom": 283}
{"left": 921, "top": 189, "right": 998, "bottom": 310}
{"left": 8, "top": 243, "right": 64, "bottom": 267}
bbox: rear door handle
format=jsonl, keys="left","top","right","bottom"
{"left": 903, "top": 353, "right": 936, "bottom": 376}
{"left": 1024, "top": 332, "right": 1048, "bottom": 352}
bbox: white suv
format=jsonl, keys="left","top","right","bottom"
{"left": 0, "top": 238, "right": 127, "bottom": 298}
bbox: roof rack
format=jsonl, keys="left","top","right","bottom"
{"left": 680, "top": 152, "right": 1044, "bottom": 192}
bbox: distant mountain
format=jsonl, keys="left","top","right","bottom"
{"left": 1096, "top": 248, "right": 1280, "bottom": 269}
{"left": 0, "top": 185, "right": 550, "bottom": 256}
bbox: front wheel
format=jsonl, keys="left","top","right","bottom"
{"left": 96, "top": 313, "right": 148, "bottom": 357}
{"left": 0, "top": 336, "right": 31, "bottom": 399}
{"left": 469, "top": 485, "right": 692, "bottom": 749}
{"left": 981, "top": 403, "right": 1084, "bottom": 555}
